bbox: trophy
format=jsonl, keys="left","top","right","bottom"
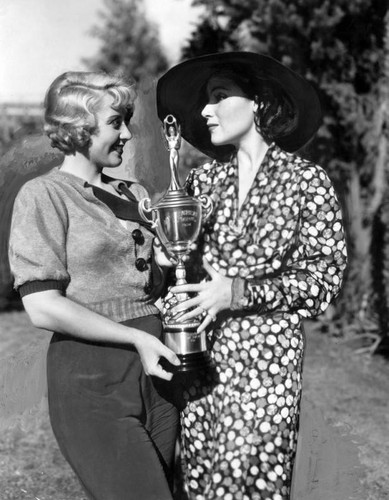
{"left": 139, "top": 114, "right": 213, "bottom": 371}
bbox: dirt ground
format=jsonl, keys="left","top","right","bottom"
{"left": 0, "top": 310, "right": 388, "bottom": 500}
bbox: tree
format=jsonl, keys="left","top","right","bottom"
{"left": 85, "top": 0, "right": 168, "bottom": 81}
{"left": 182, "top": 0, "right": 389, "bottom": 339}
{"left": 84, "top": 0, "right": 172, "bottom": 197}
{"left": 370, "top": 11, "right": 389, "bottom": 352}
{"left": 184, "top": 0, "right": 385, "bottom": 170}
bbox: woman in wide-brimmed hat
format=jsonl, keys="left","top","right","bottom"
{"left": 157, "top": 51, "right": 348, "bottom": 499}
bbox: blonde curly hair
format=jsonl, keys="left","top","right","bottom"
{"left": 44, "top": 71, "right": 136, "bottom": 154}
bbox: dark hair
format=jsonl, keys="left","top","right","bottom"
{"left": 201, "top": 66, "right": 298, "bottom": 144}
{"left": 44, "top": 71, "right": 136, "bottom": 154}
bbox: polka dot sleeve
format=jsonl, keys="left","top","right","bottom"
{"left": 231, "top": 165, "right": 348, "bottom": 318}
{"left": 184, "top": 161, "right": 217, "bottom": 198}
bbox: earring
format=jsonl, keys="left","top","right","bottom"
{"left": 253, "top": 95, "right": 262, "bottom": 132}
{"left": 254, "top": 95, "right": 265, "bottom": 111}
{"left": 254, "top": 95, "right": 260, "bottom": 112}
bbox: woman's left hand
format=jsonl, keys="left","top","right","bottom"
{"left": 153, "top": 238, "right": 197, "bottom": 268}
{"left": 153, "top": 237, "right": 176, "bottom": 268}
{"left": 170, "top": 257, "right": 232, "bottom": 332}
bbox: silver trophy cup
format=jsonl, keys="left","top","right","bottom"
{"left": 139, "top": 115, "right": 213, "bottom": 371}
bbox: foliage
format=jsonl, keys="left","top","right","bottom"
{"left": 185, "top": 0, "right": 385, "bottom": 172}
{"left": 182, "top": 17, "right": 232, "bottom": 57}
{"left": 84, "top": 0, "right": 168, "bottom": 81}
{"left": 369, "top": 12, "right": 389, "bottom": 347}
{"left": 0, "top": 109, "right": 43, "bottom": 157}
{"left": 371, "top": 198, "right": 389, "bottom": 334}
{"left": 183, "top": 0, "right": 389, "bottom": 339}
{"left": 0, "top": 134, "right": 63, "bottom": 312}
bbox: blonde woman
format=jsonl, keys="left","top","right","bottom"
{"left": 9, "top": 71, "right": 180, "bottom": 500}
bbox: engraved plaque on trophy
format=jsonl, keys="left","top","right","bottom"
{"left": 139, "top": 114, "right": 213, "bottom": 371}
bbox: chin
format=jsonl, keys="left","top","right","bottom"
{"left": 211, "top": 139, "right": 231, "bottom": 147}
{"left": 210, "top": 134, "right": 231, "bottom": 147}
{"left": 109, "top": 154, "right": 123, "bottom": 167}
{"left": 103, "top": 160, "right": 121, "bottom": 169}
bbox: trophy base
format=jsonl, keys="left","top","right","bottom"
{"left": 163, "top": 322, "right": 213, "bottom": 373}
{"left": 176, "top": 351, "right": 213, "bottom": 372}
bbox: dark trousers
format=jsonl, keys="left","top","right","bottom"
{"left": 47, "top": 315, "right": 179, "bottom": 500}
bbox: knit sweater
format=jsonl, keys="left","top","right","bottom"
{"left": 8, "top": 168, "right": 159, "bottom": 322}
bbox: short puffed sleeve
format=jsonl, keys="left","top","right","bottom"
{"left": 8, "top": 179, "right": 70, "bottom": 293}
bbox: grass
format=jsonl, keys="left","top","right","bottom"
{"left": 0, "top": 312, "right": 86, "bottom": 500}
{"left": 0, "top": 311, "right": 388, "bottom": 499}
{"left": 301, "top": 326, "right": 389, "bottom": 500}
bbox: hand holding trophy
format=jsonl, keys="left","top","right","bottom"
{"left": 139, "top": 115, "right": 213, "bottom": 371}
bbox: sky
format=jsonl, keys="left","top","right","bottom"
{"left": 0, "top": 0, "right": 203, "bottom": 103}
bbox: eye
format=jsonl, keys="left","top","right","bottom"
{"left": 110, "top": 117, "right": 122, "bottom": 129}
{"left": 207, "top": 92, "right": 228, "bottom": 105}
{"left": 215, "top": 92, "right": 227, "bottom": 102}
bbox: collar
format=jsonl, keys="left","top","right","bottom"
{"left": 54, "top": 168, "right": 152, "bottom": 230}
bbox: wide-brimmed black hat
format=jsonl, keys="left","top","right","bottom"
{"left": 157, "top": 51, "right": 322, "bottom": 160}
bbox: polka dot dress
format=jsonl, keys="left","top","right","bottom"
{"left": 177, "top": 145, "right": 347, "bottom": 500}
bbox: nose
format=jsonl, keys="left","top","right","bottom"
{"left": 201, "top": 103, "right": 213, "bottom": 119}
{"left": 120, "top": 122, "right": 132, "bottom": 141}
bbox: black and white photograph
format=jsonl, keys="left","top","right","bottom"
{"left": 0, "top": 1, "right": 388, "bottom": 499}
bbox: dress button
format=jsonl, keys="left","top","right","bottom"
{"left": 132, "top": 229, "right": 145, "bottom": 245}
{"left": 135, "top": 258, "right": 148, "bottom": 271}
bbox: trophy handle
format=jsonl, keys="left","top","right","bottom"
{"left": 138, "top": 197, "right": 176, "bottom": 257}
{"left": 198, "top": 194, "right": 213, "bottom": 222}
{"left": 138, "top": 198, "right": 157, "bottom": 228}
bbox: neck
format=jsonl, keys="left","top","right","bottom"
{"left": 60, "top": 153, "right": 103, "bottom": 186}
{"left": 235, "top": 136, "right": 270, "bottom": 211}
{"left": 236, "top": 136, "right": 270, "bottom": 174}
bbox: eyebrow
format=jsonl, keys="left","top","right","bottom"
{"left": 209, "top": 85, "right": 228, "bottom": 93}
{"left": 106, "top": 112, "right": 122, "bottom": 120}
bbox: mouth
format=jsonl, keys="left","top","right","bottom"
{"left": 111, "top": 144, "right": 124, "bottom": 155}
{"left": 207, "top": 123, "right": 218, "bottom": 131}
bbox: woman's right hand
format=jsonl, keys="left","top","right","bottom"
{"left": 134, "top": 332, "right": 181, "bottom": 381}
{"left": 22, "top": 290, "right": 181, "bottom": 381}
